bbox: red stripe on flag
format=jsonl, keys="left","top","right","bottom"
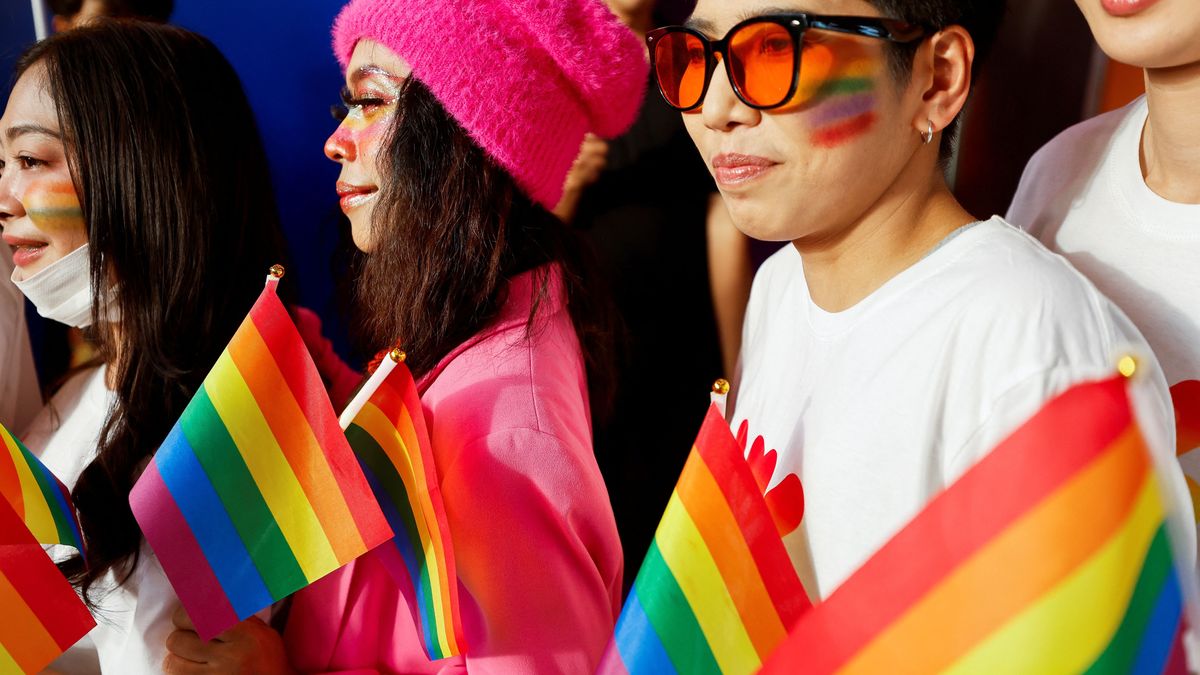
{"left": 0, "top": 499, "right": 94, "bottom": 653}
{"left": 762, "top": 376, "right": 1135, "bottom": 674}
{"left": 693, "top": 405, "right": 810, "bottom": 624}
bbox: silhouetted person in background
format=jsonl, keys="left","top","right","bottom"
{"left": 48, "top": 0, "right": 173, "bottom": 32}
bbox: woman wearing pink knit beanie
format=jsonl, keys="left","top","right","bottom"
{"left": 159, "top": 0, "right": 647, "bottom": 673}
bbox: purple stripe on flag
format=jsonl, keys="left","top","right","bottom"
{"left": 130, "top": 460, "right": 238, "bottom": 638}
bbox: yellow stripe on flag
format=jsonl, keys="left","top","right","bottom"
{"left": 657, "top": 491, "right": 761, "bottom": 674}
{"left": 206, "top": 351, "right": 338, "bottom": 580}
{"left": 944, "top": 474, "right": 1165, "bottom": 674}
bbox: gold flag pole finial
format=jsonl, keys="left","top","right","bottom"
{"left": 268, "top": 264, "right": 286, "bottom": 279}
{"left": 389, "top": 348, "right": 407, "bottom": 364}
{"left": 711, "top": 378, "right": 731, "bottom": 419}
{"left": 1118, "top": 355, "right": 1138, "bottom": 379}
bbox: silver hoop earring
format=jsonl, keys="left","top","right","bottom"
{"left": 921, "top": 121, "right": 934, "bottom": 145}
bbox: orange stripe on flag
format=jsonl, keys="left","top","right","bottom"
{"left": 840, "top": 425, "right": 1150, "bottom": 673}
{"left": 0, "top": 570, "right": 64, "bottom": 672}
{"left": 227, "top": 322, "right": 367, "bottom": 564}
{"left": 677, "top": 448, "right": 790, "bottom": 658}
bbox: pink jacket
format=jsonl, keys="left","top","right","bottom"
{"left": 284, "top": 267, "right": 623, "bottom": 674}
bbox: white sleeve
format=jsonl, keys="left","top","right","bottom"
{"left": 1, "top": 256, "right": 41, "bottom": 431}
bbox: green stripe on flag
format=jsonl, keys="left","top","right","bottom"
{"left": 20, "top": 444, "right": 76, "bottom": 546}
{"left": 180, "top": 386, "right": 307, "bottom": 598}
{"left": 635, "top": 542, "right": 722, "bottom": 675}
{"left": 1083, "top": 524, "right": 1174, "bottom": 674}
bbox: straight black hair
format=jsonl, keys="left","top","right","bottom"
{"left": 15, "top": 19, "right": 290, "bottom": 603}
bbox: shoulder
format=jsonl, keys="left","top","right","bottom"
{"left": 1008, "top": 99, "right": 1144, "bottom": 231}
{"left": 935, "top": 219, "right": 1136, "bottom": 372}
{"left": 421, "top": 279, "right": 592, "bottom": 468}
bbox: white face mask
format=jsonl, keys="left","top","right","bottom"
{"left": 10, "top": 245, "right": 119, "bottom": 328}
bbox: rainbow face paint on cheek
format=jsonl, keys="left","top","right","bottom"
{"left": 804, "top": 53, "right": 881, "bottom": 148}
{"left": 19, "top": 179, "right": 84, "bottom": 233}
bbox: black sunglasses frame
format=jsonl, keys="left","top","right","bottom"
{"left": 646, "top": 13, "right": 928, "bottom": 112}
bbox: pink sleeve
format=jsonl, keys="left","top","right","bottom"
{"left": 285, "top": 428, "right": 622, "bottom": 674}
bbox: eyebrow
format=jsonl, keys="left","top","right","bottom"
{"left": 4, "top": 123, "right": 61, "bottom": 143}
{"left": 685, "top": 7, "right": 805, "bottom": 36}
{"left": 349, "top": 65, "right": 404, "bottom": 85}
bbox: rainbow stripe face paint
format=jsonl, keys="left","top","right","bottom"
{"left": 19, "top": 179, "right": 84, "bottom": 234}
{"left": 796, "top": 37, "right": 883, "bottom": 148}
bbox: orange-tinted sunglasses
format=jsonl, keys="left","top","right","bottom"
{"left": 646, "top": 14, "right": 927, "bottom": 111}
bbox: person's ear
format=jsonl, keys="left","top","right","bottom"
{"left": 909, "top": 25, "right": 974, "bottom": 141}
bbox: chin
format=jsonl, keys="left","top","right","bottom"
{"left": 1087, "top": 13, "right": 1200, "bottom": 68}
{"left": 1096, "top": 35, "right": 1200, "bottom": 68}
{"left": 349, "top": 219, "right": 376, "bottom": 253}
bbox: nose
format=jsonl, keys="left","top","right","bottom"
{"left": 324, "top": 123, "right": 357, "bottom": 163}
{"left": 701, "top": 54, "right": 761, "bottom": 132}
{"left": 0, "top": 169, "right": 26, "bottom": 226}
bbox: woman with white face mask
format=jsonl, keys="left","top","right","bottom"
{"left": 0, "top": 21, "right": 295, "bottom": 674}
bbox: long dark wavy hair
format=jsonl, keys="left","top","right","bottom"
{"left": 353, "top": 76, "right": 616, "bottom": 417}
{"left": 14, "top": 21, "right": 291, "bottom": 602}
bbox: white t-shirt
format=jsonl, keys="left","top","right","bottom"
{"left": 731, "top": 216, "right": 1194, "bottom": 599}
{"left": 1, "top": 255, "right": 41, "bottom": 432}
{"left": 1008, "top": 96, "right": 1200, "bottom": 512}
{"left": 23, "top": 366, "right": 180, "bottom": 675}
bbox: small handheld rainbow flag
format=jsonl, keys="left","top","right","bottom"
{"left": 338, "top": 348, "right": 466, "bottom": 660}
{"left": 130, "top": 267, "right": 392, "bottom": 640}
{"left": 762, "top": 371, "right": 1197, "bottom": 674}
{"left": 596, "top": 404, "right": 811, "bottom": 675}
{"left": 1, "top": 423, "right": 84, "bottom": 552}
{"left": 1, "top": 498, "right": 94, "bottom": 674}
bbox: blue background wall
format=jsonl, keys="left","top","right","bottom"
{"left": 2, "top": 0, "right": 356, "bottom": 363}
{"left": 1, "top": 1, "right": 36, "bottom": 108}
{"left": 172, "top": 0, "right": 352, "bottom": 356}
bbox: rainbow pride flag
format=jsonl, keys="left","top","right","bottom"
{"left": 762, "top": 374, "right": 1194, "bottom": 674}
{"left": 1, "top": 498, "right": 94, "bottom": 674}
{"left": 339, "top": 349, "right": 466, "bottom": 659}
{"left": 130, "top": 270, "right": 392, "bottom": 640}
{"left": 596, "top": 405, "right": 811, "bottom": 675}
{"left": 1, "top": 423, "right": 83, "bottom": 551}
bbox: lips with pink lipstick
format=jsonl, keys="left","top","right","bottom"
{"left": 712, "top": 153, "right": 779, "bottom": 188}
{"left": 3, "top": 233, "right": 49, "bottom": 268}
{"left": 1100, "top": 0, "right": 1160, "bottom": 17}
{"left": 336, "top": 181, "right": 378, "bottom": 212}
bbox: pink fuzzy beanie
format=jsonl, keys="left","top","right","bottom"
{"left": 332, "top": 0, "right": 648, "bottom": 210}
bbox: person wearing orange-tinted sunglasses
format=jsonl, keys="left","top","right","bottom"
{"left": 661, "top": 0, "right": 1195, "bottom": 604}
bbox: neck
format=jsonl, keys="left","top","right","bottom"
{"left": 794, "top": 158, "right": 975, "bottom": 313}
{"left": 1141, "top": 60, "right": 1200, "bottom": 204}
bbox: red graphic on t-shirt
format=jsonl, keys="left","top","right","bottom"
{"left": 1175, "top": 380, "right": 1200, "bottom": 458}
{"left": 737, "top": 420, "right": 805, "bottom": 537}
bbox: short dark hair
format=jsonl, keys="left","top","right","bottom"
{"left": 868, "top": 0, "right": 1007, "bottom": 161}
{"left": 46, "top": 0, "right": 174, "bottom": 23}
